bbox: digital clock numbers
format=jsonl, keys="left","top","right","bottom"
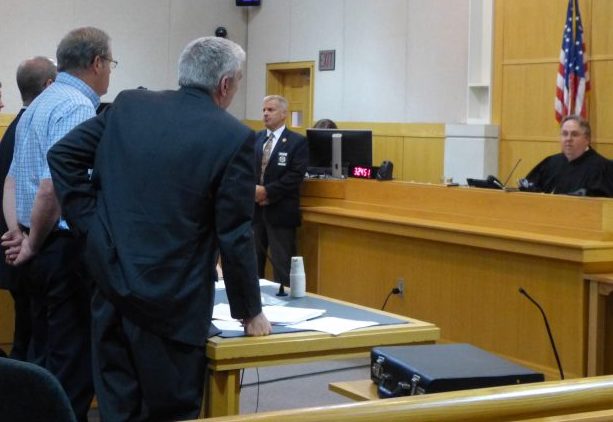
{"left": 349, "top": 165, "right": 376, "bottom": 179}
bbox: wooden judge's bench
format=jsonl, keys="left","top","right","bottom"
{"left": 299, "top": 178, "right": 613, "bottom": 379}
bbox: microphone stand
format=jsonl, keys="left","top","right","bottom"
{"left": 519, "top": 287, "right": 564, "bottom": 379}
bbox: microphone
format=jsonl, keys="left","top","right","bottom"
{"left": 502, "top": 158, "right": 522, "bottom": 188}
{"left": 518, "top": 287, "right": 564, "bottom": 379}
{"left": 487, "top": 175, "right": 505, "bottom": 189}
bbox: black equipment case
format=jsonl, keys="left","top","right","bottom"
{"left": 371, "top": 344, "right": 544, "bottom": 398}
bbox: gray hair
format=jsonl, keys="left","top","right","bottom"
{"left": 56, "top": 27, "right": 111, "bottom": 73}
{"left": 561, "top": 114, "right": 591, "bottom": 140}
{"left": 17, "top": 57, "right": 57, "bottom": 104}
{"left": 263, "top": 95, "right": 288, "bottom": 111}
{"left": 178, "top": 36, "right": 245, "bottom": 93}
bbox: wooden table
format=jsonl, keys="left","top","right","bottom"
{"left": 204, "top": 292, "right": 439, "bottom": 417}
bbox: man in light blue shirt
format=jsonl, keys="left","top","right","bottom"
{"left": 2, "top": 26, "right": 115, "bottom": 422}
{"left": 0, "top": 57, "right": 57, "bottom": 362}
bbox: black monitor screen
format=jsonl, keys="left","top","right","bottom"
{"left": 306, "top": 129, "right": 373, "bottom": 172}
{"left": 236, "top": 0, "right": 260, "bottom": 5}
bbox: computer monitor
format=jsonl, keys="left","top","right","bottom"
{"left": 306, "top": 129, "right": 373, "bottom": 176}
{"left": 236, "top": 0, "right": 260, "bottom": 5}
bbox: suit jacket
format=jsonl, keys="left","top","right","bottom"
{"left": 48, "top": 87, "right": 263, "bottom": 346}
{"left": 0, "top": 108, "right": 25, "bottom": 290}
{"left": 254, "top": 128, "right": 308, "bottom": 227}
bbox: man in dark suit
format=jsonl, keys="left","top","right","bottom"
{"left": 254, "top": 95, "right": 309, "bottom": 288}
{"left": 47, "top": 36, "right": 271, "bottom": 421}
{"left": 0, "top": 57, "right": 56, "bottom": 360}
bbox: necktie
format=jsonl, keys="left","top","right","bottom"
{"left": 260, "top": 133, "right": 274, "bottom": 184}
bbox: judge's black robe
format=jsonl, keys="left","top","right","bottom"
{"left": 523, "top": 148, "right": 613, "bottom": 197}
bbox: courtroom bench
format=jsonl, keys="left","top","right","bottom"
{"left": 297, "top": 179, "right": 613, "bottom": 379}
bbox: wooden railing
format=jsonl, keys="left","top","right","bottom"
{"left": 199, "top": 376, "right": 613, "bottom": 421}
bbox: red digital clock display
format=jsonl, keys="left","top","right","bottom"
{"left": 350, "top": 165, "right": 373, "bottom": 179}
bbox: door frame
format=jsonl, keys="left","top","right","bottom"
{"left": 266, "top": 61, "right": 315, "bottom": 134}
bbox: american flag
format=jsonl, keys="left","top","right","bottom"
{"left": 555, "top": 0, "right": 590, "bottom": 123}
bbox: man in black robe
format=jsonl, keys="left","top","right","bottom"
{"left": 520, "top": 115, "right": 613, "bottom": 197}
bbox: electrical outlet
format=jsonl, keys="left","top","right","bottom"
{"left": 395, "top": 278, "right": 404, "bottom": 296}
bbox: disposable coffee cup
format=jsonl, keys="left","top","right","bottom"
{"left": 290, "top": 256, "right": 306, "bottom": 298}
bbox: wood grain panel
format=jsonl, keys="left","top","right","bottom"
{"left": 0, "top": 290, "right": 14, "bottom": 352}
{"left": 589, "top": 61, "right": 613, "bottom": 143}
{"left": 333, "top": 122, "right": 445, "bottom": 138}
{"left": 302, "top": 179, "right": 613, "bottom": 240}
{"left": 498, "top": 139, "right": 560, "bottom": 187}
{"left": 501, "top": 63, "right": 562, "bottom": 140}
{"left": 501, "top": 0, "right": 573, "bottom": 62}
{"left": 243, "top": 120, "right": 444, "bottom": 183}
{"left": 0, "top": 114, "right": 16, "bottom": 140}
{"left": 314, "top": 222, "right": 584, "bottom": 379}
{"left": 402, "top": 136, "right": 444, "bottom": 184}
{"left": 591, "top": 0, "right": 613, "bottom": 56}
{"left": 372, "top": 135, "right": 403, "bottom": 180}
{"left": 300, "top": 180, "right": 613, "bottom": 377}
{"left": 0, "top": 115, "right": 15, "bottom": 352}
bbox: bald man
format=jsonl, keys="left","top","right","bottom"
{"left": 0, "top": 57, "right": 57, "bottom": 360}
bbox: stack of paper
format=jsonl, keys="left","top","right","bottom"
{"left": 212, "top": 279, "right": 380, "bottom": 335}
{"left": 213, "top": 303, "right": 326, "bottom": 326}
{"left": 261, "top": 305, "right": 325, "bottom": 325}
{"left": 288, "top": 317, "right": 378, "bottom": 336}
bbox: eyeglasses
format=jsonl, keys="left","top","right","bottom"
{"left": 102, "top": 57, "right": 118, "bottom": 69}
{"left": 560, "top": 130, "right": 585, "bottom": 138}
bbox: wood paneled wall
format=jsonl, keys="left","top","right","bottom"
{"left": 493, "top": 0, "right": 613, "bottom": 183}
{"left": 244, "top": 119, "right": 445, "bottom": 184}
{"left": 0, "top": 114, "right": 14, "bottom": 139}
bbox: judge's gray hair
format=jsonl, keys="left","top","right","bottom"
{"left": 561, "top": 114, "right": 591, "bottom": 140}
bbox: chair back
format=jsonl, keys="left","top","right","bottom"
{"left": 0, "top": 357, "right": 76, "bottom": 422}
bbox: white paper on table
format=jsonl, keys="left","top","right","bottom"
{"left": 259, "top": 279, "right": 279, "bottom": 288}
{"left": 288, "top": 316, "right": 378, "bottom": 336}
{"left": 262, "top": 305, "right": 325, "bottom": 325}
{"left": 212, "top": 320, "right": 244, "bottom": 332}
{"left": 261, "top": 293, "right": 286, "bottom": 306}
{"left": 212, "top": 303, "right": 234, "bottom": 321}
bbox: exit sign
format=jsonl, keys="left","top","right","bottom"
{"left": 319, "top": 50, "right": 335, "bottom": 71}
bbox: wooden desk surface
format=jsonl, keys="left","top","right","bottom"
{"left": 301, "top": 179, "right": 613, "bottom": 268}
{"left": 302, "top": 179, "right": 613, "bottom": 241}
{"left": 205, "top": 291, "right": 439, "bottom": 417}
{"left": 206, "top": 292, "right": 440, "bottom": 371}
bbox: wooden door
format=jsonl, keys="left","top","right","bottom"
{"left": 266, "top": 61, "right": 314, "bottom": 135}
